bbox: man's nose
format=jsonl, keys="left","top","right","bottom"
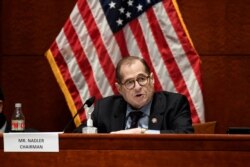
{"left": 134, "top": 81, "right": 142, "bottom": 90}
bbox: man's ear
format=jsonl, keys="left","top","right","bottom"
{"left": 150, "top": 72, "right": 155, "bottom": 84}
{"left": 115, "top": 82, "right": 122, "bottom": 94}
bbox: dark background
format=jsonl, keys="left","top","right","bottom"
{"left": 0, "top": 0, "right": 249, "bottom": 133}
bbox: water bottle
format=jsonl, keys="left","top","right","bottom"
{"left": 82, "top": 105, "right": 97, "bottom": 134}
{"left": 11, "top": 103, "right": 25, "bottom": 132}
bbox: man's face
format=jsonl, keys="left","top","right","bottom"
{"left": 116, "top": 60, "right": 154, "bottom": 109}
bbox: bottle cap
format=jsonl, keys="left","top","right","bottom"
{"left": 15, "top": 103, "right": 22, "bottom": 108}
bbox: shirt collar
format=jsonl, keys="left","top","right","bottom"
{"left": 126, "top": 100, "right": 152, "bottom": 117}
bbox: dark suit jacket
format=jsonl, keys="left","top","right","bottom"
{"left": 75, "top": 91, "right": 194, "bottom": 133}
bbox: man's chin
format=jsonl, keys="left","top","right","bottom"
{"left": 131, "top": 102, "right": 146, "bottom": 110}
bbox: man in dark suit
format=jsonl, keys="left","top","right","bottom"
{"left": 76, "top": 56, "right": 193, "bottom": 134}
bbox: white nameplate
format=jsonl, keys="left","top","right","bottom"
{"left": 3, "top": 132, "right": 60, "bottom": 152}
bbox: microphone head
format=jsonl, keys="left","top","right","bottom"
{"left": 85, "top": 96, "right": 95, "bottom": 107}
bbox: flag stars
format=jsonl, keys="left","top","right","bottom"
{"left": 127, "top": 0, "right": 133, "bottom": 6}
{"left": 119, "top": 7, "right": 125, "bottom": 14}
{"left": 116, "top": 18, "right": 123, "bottom": 26}
{"left": 103, "top": 0, "right": 160, "bottom": 32}
{"left": 126, "top": 12, "right": 131, "bottom": 18}
{"left": 109, "top": 1, "right": 116, "bottom": 9}
{"left": 137, "top": 4, "right": 143, "bottom": 12}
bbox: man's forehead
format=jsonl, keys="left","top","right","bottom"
{"left": 121, "top": 60, "right": 144, "bottom": 69}
{"left": 121, "top": 61, "right": 145, "bottom": 73}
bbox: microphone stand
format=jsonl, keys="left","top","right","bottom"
{"left": 63, "top": 97, "right": 95, "bottom": 133}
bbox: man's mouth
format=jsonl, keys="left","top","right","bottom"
{"left": 135, "top": 94, "right": 143, "bottom": 97}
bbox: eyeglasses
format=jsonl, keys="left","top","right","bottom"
{"left": 121, "top": 75, "right": 150, "bottom": 90}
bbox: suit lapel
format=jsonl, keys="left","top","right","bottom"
{"left": 148, "top": 93, "right": 166, "bottom": 130}
{"left": 110, "top": 98, "right": 127, "bottom": 131}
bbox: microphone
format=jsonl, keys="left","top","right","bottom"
{"left": 63, "top": 96, "right": 95, "bottom": 133}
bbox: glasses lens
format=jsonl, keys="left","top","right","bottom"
{"left": 124, "top": 80, "right": 135, "bottom": 89}
{"left": 137, "top": 76, "right": 148, "bottom": 86}
{"left": 123, "top": 75, "right": 149, "bottom": 89}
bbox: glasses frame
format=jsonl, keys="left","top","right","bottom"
{"left": 120, "top": 75, "right": 150, "bottom": 90}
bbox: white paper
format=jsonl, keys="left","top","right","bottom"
{"left": 3, "top": 132, "right": 60, "bottom": 152}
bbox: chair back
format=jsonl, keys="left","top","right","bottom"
{"left": 193, "top": 121, "right": 217, "bottom": 134}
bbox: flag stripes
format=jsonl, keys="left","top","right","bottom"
{"left": 162, "top": 1, "right": 204, "bottom": 122}
{"left": 128, "top": 19, "right": 163, "bottom": 91}
{"left": 78, "top": 0, "right": 118, "bottom": 95}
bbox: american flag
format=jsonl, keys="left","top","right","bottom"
{"left": 45, "top": 0, "right": 205, "bottom": 126}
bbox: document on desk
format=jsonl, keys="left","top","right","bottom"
{"left": 3, "top": 132, "right": 61, "bottom": 152}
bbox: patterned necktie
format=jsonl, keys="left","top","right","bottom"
{"left": 129, "top": 111, "right": 143, "bottom": 129}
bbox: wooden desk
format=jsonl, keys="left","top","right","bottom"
{"left": 1, "top": 134, "right": 250, "bottom": 167}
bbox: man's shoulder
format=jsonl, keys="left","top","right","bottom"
{"left": 154, "top": 91, "right": 188, "bottom": 104}
{"left": 155, "top": 91, "right": 185, "bottom": 98}
{"left": 97, "top": 94, "right": 124, "bottom": 103}
{"left": 95, "top": 94, "right": 127, "bottom": 112}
